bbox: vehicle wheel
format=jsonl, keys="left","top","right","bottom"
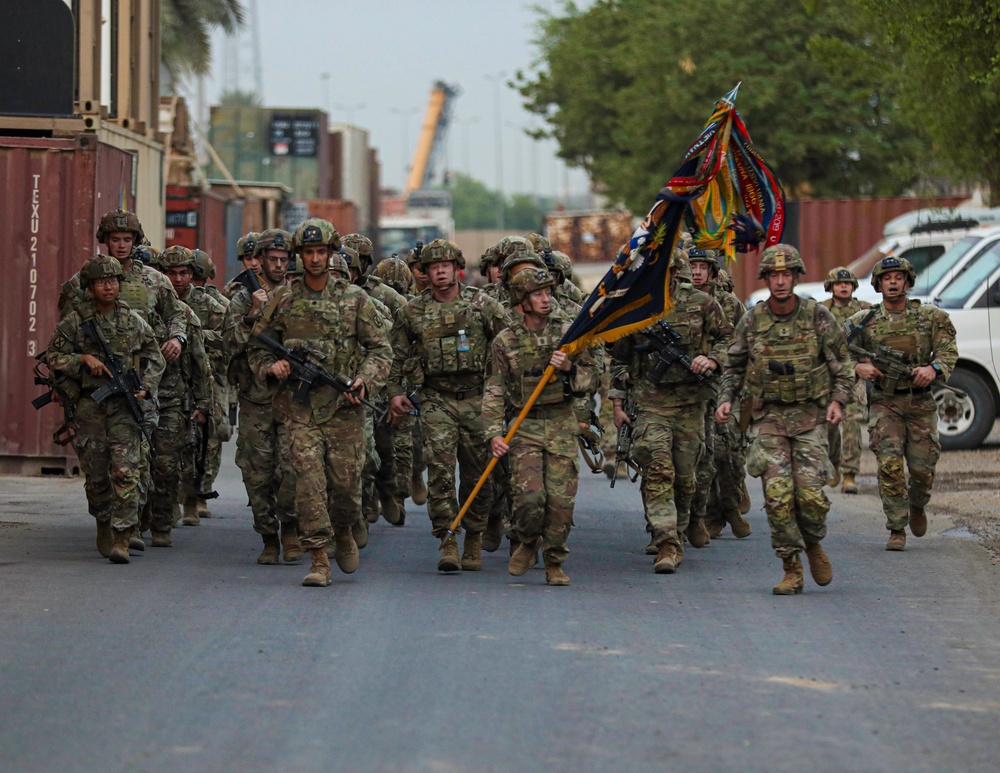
{"left": 935, "top": 368, "right": 996, "bottom": 450}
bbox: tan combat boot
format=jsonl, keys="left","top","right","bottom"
{"left": 96, "top": 519, "right": 113, "bottom": 558}
{"left": 197, "top": 499, "right": 211, "bottom": 518}
{"left": 182, "top": 495, "right": 200, "bottom": 526}
{"left": 379, "top": 492, "right": 403, "bottom": 526}
{"left": 482, "top": 512, "right": 504, "bottom": 553}
{"left": 333, "top": 528, "right": 360, "bottom": 574}
{"left": 151, "top": 531, "right": 172, "bottom": 548}
{"left": 411, "top": 473, "right": 428, "bottom": 506}
{"left": 804, "top": 542, "right": 832, "bottom": 586}
{"left": 129, "top": 526, "right": 145, "bottom": 552}
{"left": 644, "top": 536, "right": 658, "bottom": 555}
{"left": 688, "top": 518, "right": 711, "bottom": 549}
{"left": 508, "top": 539, "right": 538, "bottom": 577}
{"left": 826, "top": 466, "right": 841, "bottom": 488}
{"left": 739, "top": 479, "right": 752, "bottom": 514}
{"left": 109, "top": 529, "right": 131, "bottom": 564}
{"left": 352, "top": 518, "right": 369, "bottom": 550}
{"left": 909, "top": 504, "right": 927, "bottom": 537}
{"left": 302, "top": 548, "right": 332, "bottom": 587}
{"left": 706, "top": 519, "right": 725, "bottom": 539}
{"left": 675, "top": 538, "right": 684, "bottom": 567}
{"left": 841, "top": 473, "right": 858, "bottom": 495}
{"left": 653, "top": 543, "right": 677, "bottom": 574}
{"left": 257, "top": 534, "right": 281, "bottom": 565}
{"left": 773, "top": 554, "right": 804, "bottom": 595}
{"left": 461, "top": 532, "right": 483, "bottom": 571}
{"left": 438, "top": 535, "right": 462, "bottom": 572}
{"left": 726, "top": 509, "right": 753, "bottom": 539}
{"left": 171, "top": 502, "right": 181, "bottom": 527}
{"left": 280, "top": 521, "right": 303, "bottom": 563}
{"left": 545, "top": 562, "right": 570, "bottom": 586}
{"left": 886, "top": 530, "right": 906, "bottom": 551}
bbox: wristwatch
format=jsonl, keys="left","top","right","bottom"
{"left": 176, "top": 333, "right": 187, "bottom": 345}
{"left": 931, "top": 363, "right": 942, "bottom": 375}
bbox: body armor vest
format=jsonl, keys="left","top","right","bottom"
{"left": 866, "top": 301, "right": 933, "bottom": 391}
{"left": 745, "top": 298, "right": 831, "bottom": 405}
{"left": 283, "top": 281, "right": 363, "bottom": 379}
{"left": 638, "top": 284, "right": 705, "bottom": 386}
{"left": 507, "top": 318, "right": 570, "bottom": 409}
{"left": 417, "top": 288, "right": 489, "bottom": 383}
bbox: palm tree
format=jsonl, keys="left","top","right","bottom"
{"left": 162, "top": 0, "right": 244, "bottom": 85}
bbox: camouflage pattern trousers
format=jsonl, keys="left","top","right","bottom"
{"left": 509, "top": 413, "right": 580, "bottom": 566}
{"left": 421, "top": 388, "right": 492, "bottom": 537}
{"left": 828, "top": 378, "right": 867, "bottom": 476}
{"left": 868, "top": 391, "right": 940, "bottom": 531}
{"left": 287, "top": 408, "right": 366, "bottom": 550}
{"left": 392, "top": 415, "right": 414, "bottom": 502}
{"left": 235, "top": 398, "right": 296, "bottom": 536}
{"left": 150, "top": 404, "right": 191, "bottom": 533}
{"left": 631, "top": 403, "right": 706, "bottom": 549}
{"left": 73, "top": 396, "right": 144, "bottom": 531}
{"left": 201, "top": 378, "right": 232, "bottom": 495}
{"left": 746, "top": 424, "right": 830, "bottom": 558}
{"left": 694, "top": 403, "right": 747, "bottom": 524}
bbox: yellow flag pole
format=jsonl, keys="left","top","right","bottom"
{"left": 440, "top": 362, "right": 559, "bottom": 547}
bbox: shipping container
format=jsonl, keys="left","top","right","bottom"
{"left": 209, "top": 106, "right": 330, "bottom": 200}
{"left": 163, "top": 185, "right": 234, "bottom": 281}
{"left": 329, "top": 123, "right": 374, "bottom": 233}
{"left": 546, "top": 210, "right": 634, "bottom": 264}
{"left": 297, "top": 200, "right": 358, "bottom": 235}
{"left": 1, "top": 135, "right": 136, "bottom": 474}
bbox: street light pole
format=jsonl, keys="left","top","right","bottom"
{"left": 484, "top": 72, "right": 507, "bottom": 230}
{"left": 320, "top": 72, "right": 331, "bottom": 113}
{"left": 333, "top": 102, "right": 366, "bottom": 124}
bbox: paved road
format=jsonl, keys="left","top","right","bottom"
{"left": 1, "top": 453, "right": 999, "bottom": 772}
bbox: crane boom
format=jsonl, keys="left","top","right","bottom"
{"left": 405, "top": 80, "right": 460, "bottom": 194}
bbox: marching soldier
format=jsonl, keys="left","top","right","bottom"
{"left": 716, "top": 245, "right": 853, "bottom": 594}
{"left": 47, "top": 255, "right": 165, "bottom": 563}
{"left": 821, "top": 267, "right": 871, "bottom": 494}
{"left": 847, "top": 257, "right": 958, "bottom": 551}
{"left": 483, "top": 269, "right": 600, "bottom": 585}
{"left": 222, "top": 233, "right": 262, "bottom": 300}
{"left": 387, "top": 239, "right": 507, "bottom": 572}
{"left": 610, "top": 253, "right": 731, "bottom": 574}
{"left": 248, "top": 219, "right": 392, "bottom": 587}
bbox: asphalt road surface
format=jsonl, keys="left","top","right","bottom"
{"left": 1, "top": 451, "right": 999, "bottom": 772}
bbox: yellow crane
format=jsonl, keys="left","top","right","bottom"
{"left": 405, "top": 80, "right": 461, "bottom": 194}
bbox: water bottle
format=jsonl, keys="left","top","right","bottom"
{"left": 457, "top": 329, "right": 471, "bottom": 353}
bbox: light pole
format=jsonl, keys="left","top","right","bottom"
{"left": 333, "top": 102, "right": 366, "bottom": 124}
{"left": 319, "top": 72, "right": 331, "bottom": 113}
{"left": 390, "top": 106, "right": 419, "bottom": 189}
{"left": 484, "top": 71, "right": 507, "bottom": 230}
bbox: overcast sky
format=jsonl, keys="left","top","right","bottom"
{"left": 196, "top": 0, "right": 593, "bottom": 198}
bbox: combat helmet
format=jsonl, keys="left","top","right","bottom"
{"left": 524, "top": 232, "right": 551, "bottom": 253}
{"left": 133, "top": 243, "right": 161, "bottom": 267}
{"left": 373, "top": 257, "right": 413, "bottom": 295}
{"left": 291, "top": 218, "right": 341, "bottom": 253}
{"left": 339, "top": 245, "right": 360, "bottom": 274}
{"left": 870, "top": 255, "right": 916, "bottom": 292}
{"left": 80, "top": 254, "right": 127, "bottom": 288}
{"left": 548, "top": 250, "right": 574, "bottom": 284}
{"left": 328, "top": 252, "right": 350, "bottom": 278}
{"left": 479, "top": 245, "right": 501, "bottom": 278}
{"left": 192, "top": 249, "right": 216, "bottom": 280}
{"left": 341, "top": 233, "right": 375, "bottom": 273}
{"left": 96, "top": 209, "right": 145, "bottom": 244}
{"left": 237, "top": 232, "right": 261, "bottom": 260}
{"left": 255, "top": 228, "right": 295, "bottom": 257}
{"left": 670, "top": 249, "right": 693, "bottom": 282}
{"left": 509, "top": 267, "right": 556, "bottom": 306}
{"left": 688, "top": 247, "right": 721, "bottom": 275}
{"left": 420, "top": 239, "right": 466, "bottom": 270}
{"left": 824, "top": 266, "right": 858, "bottom": 292}
{"left": 159, "top": 245, "right": 196, "bottom": 269}
{"left": 757, "top": 243, "right": 805, "bottom": 279}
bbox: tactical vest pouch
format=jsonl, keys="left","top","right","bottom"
{"left": 521, "top": 369, "right": 567, "bottom": 406}
{"left": 424, "top": 331, "right": 484, "bottom": 375}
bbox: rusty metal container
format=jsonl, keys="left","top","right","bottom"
{"left": 546, "top": 210, "right": 634, "bottom": 264}
{"left": 1, "top": 135, "right": 136, "bottom": 474}
{"left": 298, "top": 199, "right": 357, "bottom": 235}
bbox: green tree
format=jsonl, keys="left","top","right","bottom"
{"left": 162, "top": 0, "right": 244, "bottom": 84}
{"left": 851, "top": 0, "right": 1000, "bottom": 203}
{"left": 450, "top": 173, "right": 545, "bottom": 230}
{"left": 219, "top": 88, "right": 261, "bottom": 106}
{"left": 517, "top": 0, "right": 926, "bottom": 213}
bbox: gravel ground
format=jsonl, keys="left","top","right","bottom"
{"left": 855, "top": 420, "right": 1000, "bottom": 562}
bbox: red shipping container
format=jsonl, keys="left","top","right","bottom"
{"left": 299, "top": 199, "right": 357, "bottom": 235}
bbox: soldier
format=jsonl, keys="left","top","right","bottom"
{"left": 372, "top": 256, "right": 413, "bottom": 297}
{"left": 387, "top": 239, "right": 507, "bottom": 572}
{"left": 821, "top": 267, "right": 871, "bottom": 494}
{"left": 847, "top": 256, "right": 958, "bottom": 551}
{"left": 407, "top": 245, "right": 431, "bottom": 293}
{"left": 547, "top": 250, "right": 586, "bottom": 307}
{"left": 483, "top": 269, "right": 599, "bottom": 585}
{"left": 160, "top": 246, "right": 229, "bottom": 523}
{"left": 404, "top": 246, "right": 431, "bottom": 505}
{"left": 248, "top": 219, "right": 392, "bottom": 587}
{"left": 687, "top": 248, "right": 752, "bottom": 545}
{"left": 46, "top": 255, "right": 165, "bottom": 563}
{"left": 610, "top": 252, "right": 731, "bottom": 574}
{"left": 223, "top": 228, "right": 301, "bottom": 565}
{"left": 716, "top": 244, "right": 853, "bottom": 594}
{"left": 222, "top": 232, "right": 262, "bottom": 300}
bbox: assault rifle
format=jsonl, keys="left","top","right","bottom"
{"left": 79, "top": 318, "right": 155, "bottom": 449}
{"left": 848, "top": 343, "right": 965, "bottom": 397}
{"left": 253, "top": 330, "right": 387, "bottom": 422}
{"left": 190, "top": 414, "right": 219, "bottom": 502}
{"left": 610, "top": 390, "right": 639, "bottom": 488}
{"left": 30, "top": 353, "right": 76, "bottom": 446}
{"left": 234, "top": 268, "right": 263, "bottom": 294}
{"left": 635, "top": 320, "right": 717, "bottom": 386}
{"left": 577, "top": 409, "right": 605, "bottom": 474}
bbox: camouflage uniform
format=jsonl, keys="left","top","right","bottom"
{"left": 483, "top": 306, "right": 599, "bottom": 569}
{"left": 249, "top": 276, "right": 392, "bottom": 552}
{"left": 47, "top": 297, "right": 164, "bottom": 534}
{"left": 720, "top": 297, "right": 853, "bottom": 559}
{"left": 847, "top": 297, "right": 957, "bottom": 535}
{"left": 390, "top": 283, "right": 507, "bottom": 540}
{"left": 821, "top": 295, "right": 870, "bottom": 479}
{"left": 610, "top": 263, "right": 731, "bottom": 567}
